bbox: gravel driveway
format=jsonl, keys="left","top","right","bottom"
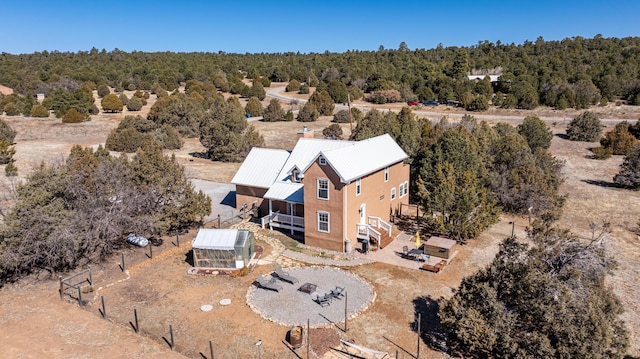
{"left": 246, "top": 266, "right": 375, "bottom": 328}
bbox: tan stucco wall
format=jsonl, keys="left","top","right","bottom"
{"left": 303, "top": 158, "right": 345, "bottom": 251}
{"left": 343, "top": 161, "right": 410, "bottom": 242}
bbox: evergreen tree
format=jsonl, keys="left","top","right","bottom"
{"left": 566, "top": 111, "right": 602, "bottom": 142}
{"left": 614, "top": 143, "right": 640, "bottom": 189}
{"left": 262, "top": 98, "right": 285, "bottom": 122}
{"left": 440, "top": 226, "right": 629, "bottom": 358}
{"left": 517, "top": 116, "right": 553, "bottom": 151}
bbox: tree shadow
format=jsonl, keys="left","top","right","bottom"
{"left": 555, "top": 133, "right": 570, "bottom": 140}
{"left": 189, "top": 151, "right": 209, "bottom": 159}
{"left": 410, "top": 295, "right": 448, "bottom": 354}
{"left": 184, "top": 250, "right": 194, "bottom": 266}
{"left": 581, "top": 179, "right": 620, "bottom": 188}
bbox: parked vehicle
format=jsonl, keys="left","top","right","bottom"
{"left": 446, "top": 100, "right": 461, "bottom": 107}
{"left": 407, "top": 101, "right": 420, "bottom": 106}
{"left": 422, "top": 100, "right": 439, "bottom": 106}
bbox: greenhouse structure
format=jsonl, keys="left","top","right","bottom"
{"left": 192, "top": 229, "right": 255, "bottom": 269}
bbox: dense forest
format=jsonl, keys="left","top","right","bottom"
{"left": 1, "top": 35, "right": 640, "bottom": 110}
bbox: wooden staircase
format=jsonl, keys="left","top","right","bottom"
{"left": 372, "top": 231, "right": 393, "bottom": 249}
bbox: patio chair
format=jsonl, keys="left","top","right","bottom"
{"left": 255, "top": 275, "right": 283, "bottom": 292}
{"left": 275, "top": 265, "right": 299, "bottom": 284}
{"left": 402, "top": 245, "right": 409, "bottom": 258}
{"left": 330, "top": 286, "right": 345, "bottom": 300}
{"left": 315, "top": 293, "right": 332, "bottom": 307}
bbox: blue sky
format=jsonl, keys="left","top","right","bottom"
{"left": 1, "top": 0, "right": 638, "bottom": 54}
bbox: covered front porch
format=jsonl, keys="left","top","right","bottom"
{"left": 260, "top": 182, "right": 304, "bottom": 235}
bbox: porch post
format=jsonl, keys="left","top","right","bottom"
{"left": 289, "top": 202, "right": 294, "bottom": 235}
{"left": 268, "top": 199, "right": 273, "bottom": 230}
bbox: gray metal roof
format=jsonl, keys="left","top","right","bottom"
{"left": 231, "top": 147, "right": 290, "bottom": 188}
{"left": 277, "top": 138, "right": 354, "bottom": 181}
{"left": 308, "top": 134, "right": 408, "bottom": 183}
{"left": 264, "top": 182, "right": 304, "bottom": 203}
{"left": 192, "top": 229, "right": 239, "bottom": 250}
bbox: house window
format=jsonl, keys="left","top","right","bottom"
{"left": 319, "top": 157, "right": 326, "bottom": 165}
{"left": 318, "top": 211, "right": 329, "bottom": 233}
{"left": 400, "top": 181, "right": 408, "bottom": 197}
{"left": 356, "top": 178, "right": 361, "bottom": 196}
{"left": 292, "top": 169, "right": 300, "bottom": 182}
{"left": 384, "top": 167, "right": 389, "bottom": 182}
{"left": 391, "top": 187, "right": 396, "bottom": 200}
{"left": 317, "top": 178, "right": 329, "bottom": 200}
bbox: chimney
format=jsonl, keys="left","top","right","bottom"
{"left": 297, "top": 125, "right": 314, "bottom": 139}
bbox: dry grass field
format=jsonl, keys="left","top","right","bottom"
{"left": 0, "top": 87, "right": 638, "bottom": 358}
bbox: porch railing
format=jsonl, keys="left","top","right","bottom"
{"left": 367, "top": 216, "right": 392, "bottom": 236}
{"left": 261, "top": 211, "right": 304, "bottom": 232}
{"left": 356, "top": 223, "right": 381, "bottom": 244}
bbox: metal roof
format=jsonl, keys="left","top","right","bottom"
{"left": 278, "top": 138, "right": 353, "bottom": 181}
{"left": 316, "top": 134, "right": 408, "bottom": 183}
{"left": 264, "top": 182, "right": 304, "bottom": 203}
{"left": 231, "top": 147, "right": 290, "bottom": 188}
{"left": 192, "top": 229, "right": 240, "bottom": 250}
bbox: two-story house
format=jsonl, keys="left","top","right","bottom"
{"left": 231, "top": 133, "right": 410, "bottom": 252}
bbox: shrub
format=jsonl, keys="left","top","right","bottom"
{"left": 3, "top": 102, "right": 21, "bottom": 116}
{"left": 566, "top": 111, "right": 602, "bottom": 142}
{"left": 299, "top": 83, "right": 310, "bottom": 94}
{"left": 284, "top": 110, "right": 294, "bottom": 121}
{"left": 517, "top": 116, "right": 553, "bottom": 151}
{"left": 296, "top": 103, "right": 319, "bottom": 122}
{"left": 600, "top": 121, "right": 638, "bottom": 155}
{"left": 308, "top": 90, "right": 335, "bottom": 116}
{"left": 62, "top": 108, "right": 86, "bottom": 123}
{"left": 262, "top": 99, "right": 285, "bottom": 122}
{"left": 126, "top": 96, "right": 143, "bottom": 111}
{"left": 286, "top": 79, "right": 301, "bottom": 92}
{"left": 591, "top": 146, "right": 613, "bottom": 159}
{"left": 0, "top": 119, "right": 17, "bottom": 143}
{"left": 0, "top": 140, "right": 16, "bottom": 165}
{"left": 369, "top": 89, "right": 401, "bottom": 104}
{"left": 245, "top": 97, "right": 263, "bottom": 117}
{"left": 30, "top": 104, "right": 50, "bottom": 118}
{"left": 97, "top": 84, "right": 110, "bottom": 98}
{"left": 614, "top": 143, "right": 640, "bottom": 188}
{"left": 118, "top": 93, "right": 129, "bottom": 106}
{"left": 101, "top": 94, "right": 123, "bottom": 113}
{"left": 333, "top": 109, "right": 351, "bottom": 123}
{"left": 105, "top": 115, "right": 182, "bottom": 152}
{"left": 4, "top": 161, "right": 17, "bottom": 177}
{"left": 322, "top": 124, "right": 343, "bottom": 140}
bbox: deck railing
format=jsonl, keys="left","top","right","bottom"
{"left": 367, "top": 216, "right": 392, "bottom": 236}
{"left": 261, "top": 212, "right": 304, "bottom": 232}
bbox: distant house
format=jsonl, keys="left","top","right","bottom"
{"left": 467, "top": 74, "right": 501, "bottom": 82}
{"left": 36, "top": 93, "right": 45, "bottom": 103}
{"left": 232, "top": 133, "right": 410, "bottom": 252}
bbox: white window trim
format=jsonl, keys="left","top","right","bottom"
{"left": 400, "top": 181, "right": 409, "bottom": 197}
{"left": 317, "top": 178, "right": 329, "bottom": 200}
{"left": 355, "top": 178, "right": 361, "bottom": 196}
{"left": 318, "top": 211, "right": 330, "bottom": 233}
{"left": 384, "top": 167, "right": 389, "bottom": 182}
{"left": 391, "top": 187, "right": 396, "bottom": 200}
{"left": 319, "top": 157, "right": 326, "bottom": 165}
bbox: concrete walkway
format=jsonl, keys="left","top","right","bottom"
{"left": 232, "top": 220, "right": 451, "bottom": 271}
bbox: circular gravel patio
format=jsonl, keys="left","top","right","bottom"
{"left": 246, "top": 266, "right": 375, "bottom": 328}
